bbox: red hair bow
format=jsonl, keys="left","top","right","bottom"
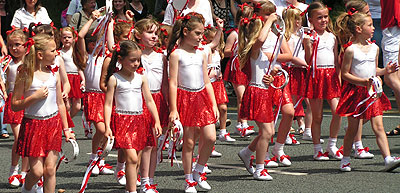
{"left": 50, "top": 22, "right": 56, "bottom": 30}
{"left": 254, "top": 3, "right": 262, "bottom": 9}
{"left": 22, "top": 27, "right": 29, "bottom": 33}
{"left": 300, "top": 5, "right": 309, "bottom": 16}
{"left": 204, "top": 24, "right": 212, "bottom": 30}
{"left": 153, "top": 46, "right": 163, "bottom": 53}
{"left": 288, "top": 4, "right": 296, "bottom": 9}
{"left": 326, "top": 6, "right": 332, "bottom": 11}
{"left": 23, "top": 38, "right": 35, "bottom": 55}
{"left": 46, "top": 65, "right": 59, "bottom": 75}
{"left": 240, "top": 18, "right": 250, "bottom": 25}
{"left": 6, "top": 26, "right": 16, "bottom": 36}
{"left": 342, "top": 41, "right": 352, "bottom": 49}
{"left": 348, "top": 8, "right": 358, "bottom": 16}
{"left": 177, "top": 15, "right": 191, "bottom": 21}
{"left": 160, "top": 28, "right": 168, "bottom": 36}
{"left": 136, "top": 67, "right": 145, "bottom": 74}
{"left": 238, "top": 3, "right": 249, "bottom": 11}
{"left": 194, "top": 46, "right": 204, "bottom": 51}
{"left": 113, "top": 43, "right": 121, "bottom": 53}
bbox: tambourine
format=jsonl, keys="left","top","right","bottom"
{"left": 172, "top": 120, "right": 184, "bottom": 143}
{"left": 271, "top": 16, "right": 285, "bottom": 36}
{"left": 270, "top": 67, "right": 289, "bottom": 89}
{"left": 369, "top": 76, "right": 383, "bottom": 98}
{"left": 303, "top": 27, "right": 318, "bottom": 42}
{"left": 100, "top": 136, "right": 114, "bottom": 159}
{"left": 59, "top": 139, "right": 79, "bottom": 163}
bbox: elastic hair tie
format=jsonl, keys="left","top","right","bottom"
{"left": 254, "top": 3, "right": 262, "bottom": 9}
{"left": 288, "top": 4, "right": 296, "bottom": 9}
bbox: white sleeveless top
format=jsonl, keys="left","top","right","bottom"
{"left": 141, "top": 52, "right": 164, "bottom": 92}
{"left": 24, "top": 73, "right": 58, "bottom": 119}
{"left": 350, "top": 43, "right": 378, "bottom": 79}
{"left": 177, "top": 49, "right": 205, "bottom": 91}
{"left": 262, "top": 32, "right": 279, "bottom": 53}
{"left": 114, "top": 72, "right": 143, "bottom": 114}
{"left": 288, "top": 33, "right": 306, "bottom": 67}
{"left": 7, "top": 60, "right": 21, "bottom": 92}
{"left": 208, "top": 51, "right": 221, "bottom": 82}
{"left": 250, "top": 49, "right": 272, "bottom": 89}
{"left": 84, "top": 55, "right": 104, "bottom": 92}
{"left": 60, "top": 48, "right": 78, "bottom": 74}
{"left": 315, "top": 32, "right": 335, "bottom": 68}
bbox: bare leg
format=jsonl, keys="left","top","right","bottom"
{"left": 197, "top": 124, "right": 216, "bottom": 165}
{"left": 343, "top": 117, "right": 361, "bottom": 157}
{"left": 309, "top": 99, "right": 323, "bottom": 145}
{"left": 327, "top": 98, "right": 342, "bottom": 139}
{"left": 370, "top": 116, "right": 391, "bottom": 158}
{"left": 24, "top": 157, "right": 44, "bottom": 190}
{"left": 233, "top": 84, "right": 246, "bottom": 124}
{"left": 70, "top": 98, "right": 82, "bottom": 118}
{"left": 182, "top": 127, "right": 196, "bottom": 174}
{"left": 124, "top": 149, "right": 139, "bottom": 192}
{"left": 276, "top": 104, "right": 295, "bottom": 144}
{"left": 91, "top": 121, "right": 106, "bottom": 154}
{"left": 255, "top": 121, "right": 274, "bottom": 164}
{"left": 43, "top": 150, "right": 58, "bottom": 193}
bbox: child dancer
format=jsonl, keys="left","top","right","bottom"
{"left": 133, "top": 18, "right": 169, "bottom": 192}
{"left": 77, "top": 10, "right": 114, "bottom": 175}
{"left": 304, "top": 1, "right": 342, "bottom": 161}
{"left": 223, "top": 4, "right": 255, "bottom": 137}
{"left": 11, "top": 34, "right": 75, "bottom": 193}
{"left": 335, "top": 11, "right": 400, "bottom": 172}
{"left": 236, "top": 4, "right": 278, "bottom": 180}
{"left": 5, "top": 28, "right": 29, "bottom": 187}
{"left": 167, "top": 12, "right": 218, "bottom": 193}
{"left": 104, "top": 40, "right": 162, "bottom": 193}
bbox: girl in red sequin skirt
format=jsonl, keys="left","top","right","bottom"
{"left": 104, "top": 40, "right": 162, "bottom": 193}
{"left": 167, "top": 12, "right": 218, "bottom": 192}
{"left": 12, "top": 34, "right": 74, "bottom": 193}
{"left": 336, "top": 11, "right": 400, "bottom": 172}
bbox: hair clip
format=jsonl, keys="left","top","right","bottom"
{"left": 347, "top": 8, "right": 358, "bottom": 16}
{"left": 240, "top": 18, "right": 250, "bottom": 25}
{"left": 50, "top": 22, "right": 57, "bottom": 30}
{"left": 23, "top": 38, "right": 35, "bottom": 55}
{"left": 238, "top": 3, "right": 249, "bottom": 11}
{"left": 6, "top": 26, "right": 16, "bottom": 36}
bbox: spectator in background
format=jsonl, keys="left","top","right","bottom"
{"left": 163, "top": 0, "right": 214, "bottom": 27}
{"left": 11, "top": 0, "right": 52, "bottom": 29}
{"left": 154, "top": 0, "right": 168, "bottom": 21}
{"left": 210, "top": 0, "right": 236, "bottom": 35}
{"left": 70, "top": 0, "right": 97, "bottom": 31}
{"left": 128, "top": 0, "right": 148, "bottom": 22}
{"left": 113, "top": 0, "right": 130, "bottom": 21}
{"left": 66, "top": 0, "right": 98, "bottom": 26}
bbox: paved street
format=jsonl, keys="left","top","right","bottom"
{"left": 1, "top": 96, "right": 400, "bottom": 192}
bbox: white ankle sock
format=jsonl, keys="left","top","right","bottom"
{"left": 314, "top": 144, "right": 323, "bottom": 153}
{"left": 185, "top": 174, "right": 194, "bottom": 181}
{"left": 242, "top": 122, "right": 249, "bottom": 128}
{"left": 194, "top": 163, "right": 205, "bottom": 173}
{"left": 342, "top": 156, "right": 350, "bottom": 163}
{"left": 354, "top": 141, "right": 363, "bottom": 150}
{"left": 274, "top": 142, "right": 285, "bottom": 156}
{"left": 141, "top": 177, "right": 150, "bottom": 185}
{"left": 116, "top": 161, "right": 125, "bottom": 171}
{"left": 21, "top": 171, "right": 27, "bottom": 179}
{"left": 328, "top": 138, "right": 337, "bottom": 149}
{"left": 9, "top": 165, "right": 19, "bottom": 176}
{"left": 240, "top": 146, "right": 253, "bottom": 158}
{"left": 385, "top": 156, "right": 394, "bottom": 164}
{"left": 255, "top": 164, "right": 264, "bottom": 173}
{"left": 220, "top": 129, "right": 227, "bottom": 135}
{"left": 304, "top": 128, "right": 311, "bottom": 135}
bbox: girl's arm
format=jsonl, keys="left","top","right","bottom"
{"left": 142, "top": 76, "right": 162, "bottom": 137}
{"left": 230, "top": 0, "right": 237, "bottom": 19}
{"left": 168, "top": 51, "right": 179, "bottom": 122}
{"left": 224, "top": 32, "right": 236, "bottom": 58}
{"left": 78, "top": 70, "right": 85, "bottom": 90}
{"left": 106, "top": 20, "right": 115, "bottom": 52}
{"left": 57, "top": 57, "right": 71, "bottom": 99}
{"left": 208, "top": 18, "right": 224, "bottom": 50}
{"left": 11, "top": 71, "right": 48, "bottom": 112}
{"left": 202, "top": 52, "right": 219, "bottom": 120}
{"left": 250, "top": 13, "right": 278, "bottom": 59}
{"left": 303, "top": 34, "right": 313, "bottom": 66}
{"left": 100, "top": 57, "right": 111, "bottom": 93}
{"left": 161, "top": 55, "right": 169, "bottom": 104}
{"left": 103, "top": 75, "right": 115, "bottom": 138}
{"left": 56, "top": 73, "right": 75, "bottom": 141}
{"left": 0, "top": 76, "right": 7, "bottom": 101}
{"left": 77, "top": 10, "right": 100, "bottom": 56}
{"left": 376, "top": 46, "right": 398, "bottom": 76}
{"left": 333, "top": 37, "right": 341, "bottom": 84}
{"left": 341, "top": 47, "right": 368, "bottom": 86}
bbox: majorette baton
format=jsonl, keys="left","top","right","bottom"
{"left": 170, "top": 0, "right": 189, "bottom": 24}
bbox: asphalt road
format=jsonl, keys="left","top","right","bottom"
{"left": 1, "top": 102, "right": 400, "bottom": 192}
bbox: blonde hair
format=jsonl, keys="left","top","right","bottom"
{"left": 253, "top": 0, "right": 276, "bottom": 15}
{"left": 114, "top": 21, "right": 133, "bottom": 42}
{"left": 19, "top": 34, "right": 54, "bottom": 90}
{"left": 345, "top": 0, "right": 368, "bottom": 12}
{"left": 133, "top": 18, "right": 159, "bottom": 43}
{"left": 308, "top": 1, "right": 334, "bottom": 33}
{"left": 7, "top": 29, "right": 28, "bottom": 59}
{"left": 204, "top": 26, "right": 225, "bottom": 58}
{"left": 336, "top": 12, "right": 369, "bottom": 49}
{"left": 61, "top": 27, "right": 86, "bottom": 71}
{"left": 282, "top": 7, "right": 303, "bottom": 40}
{"left": 238, "top": 5, "right": 262, "bottom": 69}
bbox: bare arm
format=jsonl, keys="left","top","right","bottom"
{"left": 161, "top": 55, "right": 169, "bottom": 104}
{"left": 202, "top": 52, "right": 219, "bottom": 120}
{"left": 224, "top": 32, "right": 237, "bottom": 58}
{"left": 58, "top": 57, "right": 71, "bottom": 99}
{"left": 208, "top": 18, "right": 224, "bottom": 50}
{"left": 103, "top": 75, "right": 115, "bottom": 138}
{"left": 100, "top": 57, "right": 111, "bottom": 93}
{"left": 106, "top": 20, "right": 115, "bottom": 52}
{"left": 56, "top": 73, "right": 74, "bottom": 141}
{"left": 168, "top": 51, "right": 179, "bottom": 122}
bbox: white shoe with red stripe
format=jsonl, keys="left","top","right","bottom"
{"left": 184, "top": 180, "right": 197, "bottom": 193}
{"left": 313, "top": 151, "right": 329, "bottom": 161}
{"left": 385, "top": 156, "right": 400, "bottom": 172}
{"left": 218, "top": 133, "right": 236, "bottom": 142}
{"left": 114, "top": 170, "right": 126, "bottom": 185}
{"left": 340, "top": 160, "right": 351, "bottom": 172}
{"left": 327, "top": 146, "right": 343, "bottom": 160}
{"left": 193, "top": 171, "right": 211, "bottom": 190}
{"left": 210, "top": 146, "right": 222, "bottom": 157}
{"left": 238, "top": 151, "right": 255, "bottom": 174}
{"left": 285, "top": 134, "right": 300, "bottom": 145}
{"left": 253, "top": 169, "right": 273, "bottom": 181}
{"left": 8, "top": 173, "right": 21, "bottom": 187}
{"left": 264, "top": 157, "right": 279, "bottom": 168}
{"left": 354, "top": 147, "right": 374, "bottom": 159}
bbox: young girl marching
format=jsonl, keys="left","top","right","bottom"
{"left": 59, "top": 27, "right": 85, "bottom": 123}
{"left": 133, "top": 18, "right": 169, "bottom": 193}
{"left": 104, "top": 40, "right": 162, "bottom": 193}
{"left": 335, "top": 11, "right": 400, "bottom": 172}
{"left": 304, "top": 1, "right": 342, "bottom": 161}
{"left": 11, "top": 34, "right": 75, "bottom": 193}
{"left": 5, "top": 28, "right": 29, "bottom": 187}
{"left": 236, "top": 4, "right": 278, "bottom": 180}
{"left": 223, "top": 4, "right": 255, "bottom": 138}
{"left": 167, "top": 12, "right": 219, "bottom": 193}
{"left": 77, "top": 10, "right": 114, "bottom": 175}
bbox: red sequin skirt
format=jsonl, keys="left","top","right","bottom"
{"left": 142, "top": 105, "right": 157, "bottom": 148}
{"left": 270, "top": 75, "right": 293, "bottom": 107}
{"left": 223, "top": 56, "right": 249, "bottom": 85}
{"left": 151, "top": 91, "right": 169, "bottom": 128}
{"left": 3, "top": 93, "right": 23, "bottom": 124}
{"left": 289, "top": 67, "right": 308, "bottom": 96}
{"left": 83, "top": 92, "right": 105, "bottom": 123}
{"left": 17, "top": 113, "right": 62, "bottom": 157}
{"left": 112, "top": 113, "right": 148, "bottom": 150}
{"left": 177, "top": 87, "right": 217, "bottom": 127}
{"left": 336, "top": 81, "right": 391, "bottom": 120}
{"left": 66, "top": 111, "right": 75, "bottom": 128}
{"left": 240, "top": 85, "right": 274, "bottom": 123}
{"left": 212, "top": 80, "right": 229, "bottom": 105}
{"left": 306, "top": 67, "right": 340, "bottom": 99}
{"left": 67, "top": 74, "right": 83, "bottom": 99}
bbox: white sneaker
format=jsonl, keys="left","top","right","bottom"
{"left": 285, "top": 134, "right": 300, "bottom": 145}
{"left": 302, "top": 131, "right": 324, "bottom": 143}
{"left": 354, "top": 147, "right": 374, "bottom": 159}
{"left": 218, "top": 133, "right": 236, "bottom": 142}
{"left": 36, "top": 177, "right": 44, "bottom": 193}
{"left": 264, "top": 157, "right": 279, "bottom": 168}
{"left": 99, "top": 163, "right": 114, "bottom": 174}
{"left": 210, "top": 149, "right": 222, "bottom": 157}
{"left": 114, "top": 170, "right": 126, "bottom": 186}
{"left": 90, "top": 161, "right": 100, "bottom": 175}
{"left": 253, "top": 169, "right": 273, "bottom": 181}
{"left": 8, "top": 174, "right": 21, "bottom": 187}
{"left": 235, "top": 124, "right": 255, "bottom": 137}
{"left": 193, "top": 171, "right": 211, "bottom": 191}
{"left": 313, "top": 151, "right": 329, "bottom": 161}
{"left": 141, "top": 183, "right": 158, "bottom": 193}
{"left": 278, "top": 155, "right": 292, "bottom": 166}
{"left": 238, "top": 151, "right": 255, "bottom": 174}
{"left": 204, "top": 164, "right": 212, "bottom": 174}
{"left": 184, "top": 180, "right": 197, "bottom": 193}
{"left": 326, "top": 146, "right": 343, "bottom": 160}
{"left": 385, "top": 156, "right": 400, "bottom": 172}
{"left": 340, "top": 160, "right": 351, "bottom": 172}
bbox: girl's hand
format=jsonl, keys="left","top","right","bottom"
{"left": 169, "top": 111, "right": 180, "bottom": 123}
{"left": 266, "top": 13, "right": 278, "bottom": 24}
{"left": 213, "top": 105, "right": 220, "bottom": 121}
{"left": 80, "top": 81, "right": 86, "bottom": 91}
{"left": 34, "top": 86, "right": 49, "bottom": 100}
{"left": 64, "top": 130, "right": 76, "bottom": 141}
{"left": 91, "top": 10, "right": 101, "bottom": 20}
{"left": 1, "top": 46, "right": 7, "bottom": 56}
{"left": 62, "top": 91, "right": 68, "bottom": 99}
{"left": 262, "top": 74, "right": 274, "bottom": 85}
{"left": 2, "top": 91, "right": 7, "bottom": 101}
{"left": 125, "top": 10, "right": 135, "bottom": 21}
{"left": 153, "top": 123, "right": 162, "bottom": 138}
{"left": 385, "top": 61, "right": 399, "bottom": 74}
{"left": 216, "top": 18, "right": 224, "bottom": 29}
{"left": 104, "top": 127, "right": 113, "bottom": 138}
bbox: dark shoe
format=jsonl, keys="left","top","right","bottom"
{"left": 386, "top": 127, "right": 400, "bottom": 136}
{"left": 0, "top": 133, "right": 9, "bottom": 139}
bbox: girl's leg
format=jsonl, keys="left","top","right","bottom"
{"left": 91, "top": 121, "right": 106, "bottom": 154}
{"left": 233, "top": 84, "right": 246, "bottom": 124}
{"left": 24, "top": 157, "right": 44, "bottom": 191}
{"left": 218, "top": 103, "right": 235, "bottom": 142}
{"left": 253, "top": 121, "right": 274, "bottom": 180}
{"left": 292, "top": 95, "right": 305, "bottom": 131}
{"left": 10, "top": 124, "right": 21, "bottom": 168}
{"left": 149, "top": 146, "right": 157, "bottom": 179}
{"left": 123, "top": 149, "right": 139, "bottom": 192}
{"left": 43, "top": 150, "right": 58, "bottom": 193}
{"left": 304, "top": 98, "right": 312, "bottom": 135}
{"left": 197, "top": 124, "right": 216, "bottom": 166}
{"left": 273, "top": 104, "right": 295, "bottom": 166}
{"left": 340, "top": 117, "right": 361, "bottom": 171}
{"left": 326, "top": 98, "right": 343, "bottom": 159}
{"left": 70, "top": 98, "right": 82, "bottom": 118}
{"left": 309, "top": 98, "right": 323, "bottom": 145}
{"left": 65, "top": 99, "right": 71, "bottom": 115}
{"left": 115, "top": 149, "right": 126, "bottom": 185}
{"left": 370, "top": 116, "right": 391, "bottom": 158}
{"left": 182, "top": 127, "right": 196, "bottom": 175}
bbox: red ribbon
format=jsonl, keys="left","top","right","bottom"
{"left": 46, "top": 65, "right": 59, "bottom": 75}
{"left": 205, "top": 24, "right": 212, "bottom": 30}
{"left": 116, "top": 170, "right": 125, "bottom": 178}
{"left": 8, "top": 174, "right": 22, "bottom": 185}
{"left": 336, "top": 146, "right": 344, "bottom": 157}
{"left": 176, "top": 14, "right": 191, "bottom": 21}
{"left": 254, "top": 3, "right": 262, "bottom": 9}
{"left": 239, "top": 125, "right": 254, "bottom": 137}
{"left": 23, "top": 38, "right": 35, "bottom": 55}
{"left": 185, "top": 179, "right": 198, "bottom": 187}
{"left": 288, "top": 4, "right": 296, "bottom": 9}
{"left": 22, "top": 27, "right": 29, "bottom": 33}
{"left": 138, "top": 43, "right": 145, "bottom": 50}
{"left": 136, "top": 67, "right": 145, "bottom": 74}
{"left": 153, "top": 47, "right": 164, "bottom": 53}
{"left": 50, "top": 22, "right": 56, "bottom": 30}
{"left": 145, "top": 184, "right": 158, "bottom": 192}
{"left": 194, "top": 46, "right": 204, "bottom": 51}
{"left": 260, "top": 169, "right": 270, "bottom": 176}
{"left": 317, "top": 151, "right": 329, "bottom": 157}
{"left": 347, "top": 8, "right": 358, "bottom": 16}
{"left": 238, "top": 3, "right": 249, "bottom": 11}
{"left": 357, "top": 147, "right": 370, "bottom": 153}
{"left": 6, "top": 26, "right": 16, "bottom": 35}
{"left": 160, "top": 28, "right": 168, "bottom": 36}
{"left": 113, "top": 43, "right": 121, "bottom": 53}
{"left": 300, "top": 5, "right": 309, "bottom": 16}
{"left": 250, "top": 155, "right": 255, "bottom": 168}
{"left": 342, "top": 163, "right": 350, "bottom": 168}
{"left": 342, "top": 41, "right": 353, "bottom": 49}
{"left": 198, "top": 172, "right": 207, "bottom": 181}
{"left": 288, "top": 134, "right": 298, "bottom": 144}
